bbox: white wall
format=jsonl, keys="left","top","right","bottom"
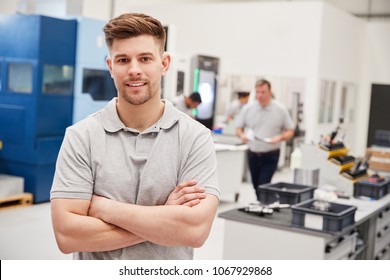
{"left": 0, "top": 0, "right": 22, "bottom": 14}
{"left": 314, "top": 3, "right": 365, "bottom": 153}
{"left": 115, "top": 1, "right": 390, "bottom": 156}
{"left": 81, "top": 0, "right": 112, "bottom": 21}
{"left": 0, "top": 0, "right": 111, "bottom": 20}
{"left": 117, "top": 0, "right": 323, "bottom": 138}
{"left": 2, "top": 0, "right": 389, "bottom": 156}
{"left": 118, "top": 1, "right": 322, "bottom": 77}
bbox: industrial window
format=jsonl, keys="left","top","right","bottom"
{"left": 318, "top": 80, "right": 336, "bottom": 124}
{"left": 339, "top": 82, "right": 356, "bottom": 125}
{"left": 82, "top": 68, "right": 116, "bottom": 101}
{"left": 7, "top": 63, "right": 33, "bottom": 94}
{"left": 42, "top": 64, "right": 74, "bottom": 94}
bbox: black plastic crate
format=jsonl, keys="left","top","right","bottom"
{"left": 354, "top": 176, "right": 390, "bottom": 200}
{"left": 257, "top": 182, "right": 315, "bottom": 205}
{"left": 291, "top": 199, "right": 357, "bottom": 232}
{"left": 375, "top": 129, "right": 390, "bottom": 147}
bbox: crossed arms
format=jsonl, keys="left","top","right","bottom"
{"left": 51, "top": 180, "right": 219, "bottom": 254}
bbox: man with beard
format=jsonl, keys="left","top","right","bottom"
{"left": 50, "top": 13, "right": 220, "bottom": 260}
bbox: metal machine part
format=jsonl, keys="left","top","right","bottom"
{"left": 243, "top": 201, "right": 290, "bottom": 216}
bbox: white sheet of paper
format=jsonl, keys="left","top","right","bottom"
{"left": 246, "top": 129, "right": 255, "bottom": 141}
{"left": 304, "top": 214, "right": 323, "bottom": 230}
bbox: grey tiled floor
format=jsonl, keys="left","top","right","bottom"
{"left": 0, "top": 168, "right": 293, "bottom": 260}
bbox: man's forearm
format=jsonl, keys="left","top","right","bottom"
{"left": 236, "top": 128, "right": 248, "bottom": 143}
{"left": 91, "top": 195, "right": 219, "bottom": 248}
{"left": 51, "top": 199, "right": 144, "bottom": 254}
{"left": 282, "top": 129, "right": 294, "bottom": 141}
{"left": 236, "top": 127, "right": 244, "bottom": 138}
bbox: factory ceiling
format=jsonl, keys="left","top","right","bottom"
{"left": 206, "top": 0, "right": 390, "bottom": 19}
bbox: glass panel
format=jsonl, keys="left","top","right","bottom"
{"left": 327, "top": 82, "right": 335, "bottom": 123}
{"left": 318, "top": 80, "right": 336, "bottom": 124}
{"left": 82, "top": 68, "right": 116, "bottom": 101}
{"left": 197, "top": 70, "right": 215, "bottom": 119}
{"left": 42, "top": 64, "right": 74, "bottom": 94}
{"left": 339, "top": 85, "right": 347, "bottom": 122}
{"left": 176, "top": 71, "right": 185, "bottom": 96}
{"left": 318, "top": 81, "right": 327, "bottom": 124}
{"left": 340, "top": 82, "right": 357, "bottom": 125}
{"left": 7, "top": 63, "right": 33, "bottom": 94}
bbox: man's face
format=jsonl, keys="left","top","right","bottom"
{"left": 189, "top": 101, "right": 200, "bottom": 109}
{"left": 255, "top": 83, "right": 272, "bottom": 107}
{"left": 239, "top": 95, "right": 249, "bottom": 105}
{"left": 106, "top": 35, "right": 169, "bottom": 106}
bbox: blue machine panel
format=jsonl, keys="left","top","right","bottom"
{"left": 0, "top": 14, "right": 77, "bottom": 203}
{"left": 72, "top": 17, "right": 115, "bottom": 123}
{"left": 0, "top": 15, "right": 40, "bottom": 58}
{"left": 0, "top": 104, "right": 25, "bottom": 145}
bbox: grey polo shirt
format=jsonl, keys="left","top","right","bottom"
{"left": 236, "top": 100, "right": 295, "bottom": 152}
{"left": 226, "top": 99, "right": 244, "bottom": 119}
{"left": 50, "top": 98, "right": 220, "bottom": 260}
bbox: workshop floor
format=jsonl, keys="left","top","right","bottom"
{"left": 0, "top": 168, "right": 293, "bottom": 260}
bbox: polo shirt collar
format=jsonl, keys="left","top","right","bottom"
{"left": 257, "top": 99, "right": 274, "bottom": 110}
{"left": 101, "top": 98, "right": 180, "bottom": 133}
{"left": 159, "top": 99, "right": 180, "bottom": 130}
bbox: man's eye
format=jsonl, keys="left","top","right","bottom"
{"left": 141, "top": 57, "right": 151, "bottom": 62}
{"left": 118, "top": 58, "right": 128, "bottom": 63}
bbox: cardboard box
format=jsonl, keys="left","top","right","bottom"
{"left": 368, "top": 147, "right": 390, "bottom": 172}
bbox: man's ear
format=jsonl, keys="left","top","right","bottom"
{"left": 161, "top": 52, "right": 171, "bottom": 77}
{"left": 106, "top": 56, "right": 114, "bottom": 78}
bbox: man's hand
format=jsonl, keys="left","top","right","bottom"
{"left": 89, "top": 180, "right": 206, "bottom": 220}
{"left": 236, "top": 128, "right": 249, "bottom": 144}
{"left": 165, "top": 180, "right": 206, "bottom": 207}
{"left": 270, "top": 134, "right": 283, "bottom": 144}
{"left": 239, "top": 134, "right": 249, "bottom": 144}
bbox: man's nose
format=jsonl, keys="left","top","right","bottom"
{"left": 127, "top": 61, "right": 142, "bottom": 76}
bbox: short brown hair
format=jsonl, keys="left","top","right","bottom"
{"left": 255, "top": 79, "right": 271, "bottom": 90}
{"left": 237, "top": 91, "right": 250, "bottom": 98}
{"left": 189, "top": 92, "right": 202, "bottom": 104}
{"left": 103, "top": 13, "right": 166, "bottom": 54}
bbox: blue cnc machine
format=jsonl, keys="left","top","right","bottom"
{"left": 0, "top": 14, "right": 77, "bottom": 203}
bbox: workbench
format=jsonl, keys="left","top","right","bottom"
{"left": 214, "top": 135, "right": 248, "bottom": 202}
{"left": 219, "top": 193, "right": 390, "bottom": 259}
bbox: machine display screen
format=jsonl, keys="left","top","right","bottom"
{"left": 82, "top": 68, "right": 116, "bottom": 101}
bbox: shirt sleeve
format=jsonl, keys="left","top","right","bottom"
{"left": 226, "top": 100, "right": 237, "bottom": 117}
{"left": 50, "top": 128, "right": 94, "bottom": 200}
{"left": 178, "top": 130, "right": 220, "bottom": 199}
{"left": 235, "top": 103, "right": 248, "bottom": 129}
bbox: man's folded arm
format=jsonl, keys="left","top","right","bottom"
{"left": 51, "top": 198, "right": 144, "bottom": 254}
{"left": 51, "top": 180, "right": 207, "bottom": 254}
{"left": 89, "top": 193, "right": 219, "bottom": 248}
